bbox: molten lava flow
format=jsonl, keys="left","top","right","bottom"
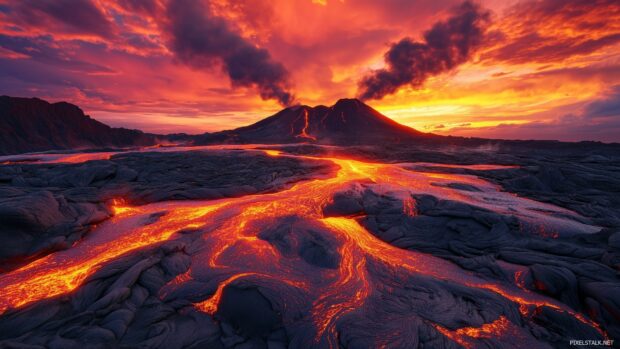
{"left": 110, "top": 198, "right": 133, "bottom": 215}
{"left": 455, "top": 316, "right": 512, "bottom": 338}
{"left": 296, "top": 108, "right": 317, "bottom": 141}
{"left": 471, "top": 282, "right": 607, "bottom": 337}
{"left": 0, "top": 144, "right": 289, "bottom": 166}
{"left": 0, "top": 200, "right": 229, "bottom": 313}
{"left": 263, "top": 149, "right": 282, "bottom": 157}
{"left": 434, "top": 316, "right": 516, "bottom": 349}
{"left": 52, "top": 152, "right": 115, "bottom": 163}
{"left": 195, "top": 273, "right": 256, "bottom": 315}
{"left": 0, "top": 146, "right": 605, "bottom": 346}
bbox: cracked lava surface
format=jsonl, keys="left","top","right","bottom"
{"left": 0, "top": 146, "right": 608, "bottom": 348}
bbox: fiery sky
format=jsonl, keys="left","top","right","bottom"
{"left": 0, "top": 0, "right": 619, "bottom": 142}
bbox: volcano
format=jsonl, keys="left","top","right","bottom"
{"left": 196, "top": 98, "right": 432, "bottom": 145}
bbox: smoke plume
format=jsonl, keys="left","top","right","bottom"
{"left": 166, "top": 0, "right": 294, "bottom": 106}
{"left": 358, "top": 1, "right": 490, "bottom": 100}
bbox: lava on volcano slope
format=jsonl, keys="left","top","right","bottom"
{"left": 0, "top": 147, "right": 610, "bottom": 348}
{"left": 295, "top": 109, "right": 317, "bottom": 141}
{"left": 0, "top": 144, "right": 289, "bottom": 165}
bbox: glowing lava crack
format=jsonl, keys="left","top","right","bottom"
{"left": 0, "top": 147, "right": 608, "bottom": 348}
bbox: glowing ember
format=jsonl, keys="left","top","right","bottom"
{"left": 402, "top": 196, "right": 417, "bottom": 216}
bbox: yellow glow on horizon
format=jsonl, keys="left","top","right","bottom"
{"left": 7, "top": 0, "right": 613, "bottom": 141}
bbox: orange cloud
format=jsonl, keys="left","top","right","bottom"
{"left": 0, "top": 0, "right": 618, "bottom": 141}
{"left": 481, "top": 0, "right": 620, "bottom": 64}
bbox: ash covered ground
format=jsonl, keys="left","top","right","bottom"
{"left": 0, "top": 144, "right": 619, "bottom": 349}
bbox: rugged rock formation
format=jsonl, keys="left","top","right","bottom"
{"left": 0, "top": 144, "right": 618, "bottom": 348}
{"left": 0, "top": 96, "right": 158, "bottom": 155}
{"left": 0, "top": 150, "right": 335, "bottom": 269}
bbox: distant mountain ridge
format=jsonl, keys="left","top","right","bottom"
{"left": 0, "top": 96, "right": 158, "bottom": 155}
{"left": 195, "top": 98, "right": 434, "bottom": 145}
{"left": 2, "top": 96, "right": 616, "bottom": 156}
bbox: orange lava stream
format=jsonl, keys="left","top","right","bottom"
{"left": 52, "top": 152, "right": 115, "bottom": 163}
{"left": 0, "top": 144, "right": 290, "bottom": 165}
{"left": 0, "top": 147, "right": 605, "bottom": 346}
{"left": 434, "top": 316, "right": 516, "bottom": 349}
{"left": 296, "top": 108, "right": 317, "bottom": 141}
{"left": 195, "top": 273, "right": 256, "bottom": 315}
{"left": 0, "top": 201, "right": 229, "bottom": 313}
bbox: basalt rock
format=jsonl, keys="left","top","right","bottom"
{"left": 0, "top": 151, "right": 335, "bottom": 268}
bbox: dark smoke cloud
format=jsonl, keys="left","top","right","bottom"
{"left": 166, "top": 0, "right": 294, "bottom": 106}
{"left": 358, "top": 1, "right": 490, "bottom": 100}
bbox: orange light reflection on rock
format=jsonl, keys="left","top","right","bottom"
{"left": 434, "top": 316, "right": 513, "bottom": 349}
{"left": 0, "top": 146, "right": 605, "bottom": 346}
{"left": 0, "top": 200, "right": 228, "bottom": 313}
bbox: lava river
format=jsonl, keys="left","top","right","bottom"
{"left": 0, "top": 147, "right": 607, "bottom": 348}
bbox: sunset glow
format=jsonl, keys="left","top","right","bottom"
{"left": 0, "top": 0, "right": 618, "bottom": 141}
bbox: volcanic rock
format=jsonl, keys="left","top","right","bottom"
{"left": 0, "top": 96, "right": 158, "bottom": 155}
{"left": 0, "top": 150, "right": 336, "bottom": 268}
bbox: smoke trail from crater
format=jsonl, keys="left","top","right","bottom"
{"left": 358, "top": 1, "right": 490, "bottom": 100}
{"left": 166, "top": 0, "right": 294, "bottom": 106}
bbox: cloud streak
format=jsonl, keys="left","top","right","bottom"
{"left": 357, "top": 1, "right": 490, "bottom": 100}
{"left": 5, "top": 0, "right": 114, "bottom": 38}
{"left": 482, "top": 0, "right": 620, "bottom": 64}
{"left": 0, "top": 0, "right": 618, "bottom": 140}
